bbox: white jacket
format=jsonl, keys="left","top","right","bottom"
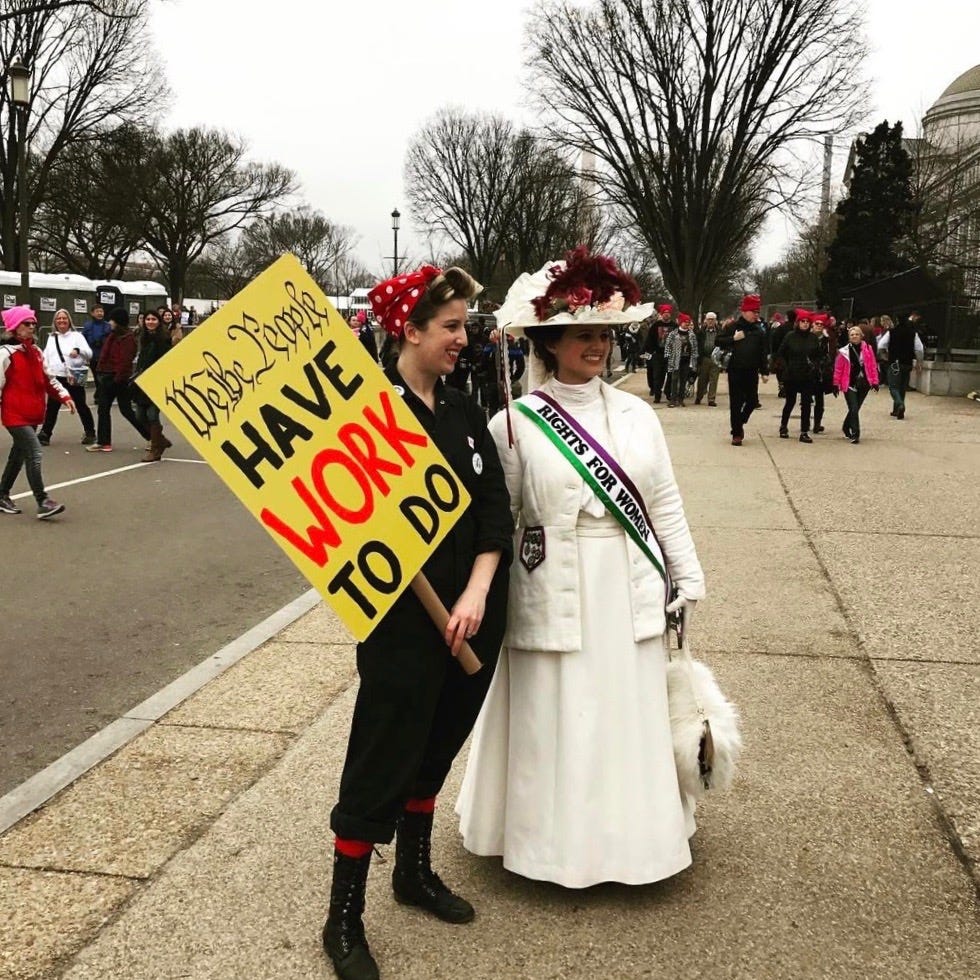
{"left": 489, "top": 381, "right": 704, "bottom": 652}
{"left": 42, "top": 329, "right": 91, "bottom": 378}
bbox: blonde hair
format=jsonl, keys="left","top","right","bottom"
{"left": 879, "top": 314, "right": 894, "bottom": 330}
{"left": 51, "top": 308, "right": 75, "bottom": 329}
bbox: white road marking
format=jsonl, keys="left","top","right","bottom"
{"left": 11, "top": 461, "right": 151, "bottom": 499}
{"left": 10, "top": 456, "right": 207, "bottom": 500}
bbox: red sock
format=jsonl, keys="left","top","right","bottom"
{"left": 334, "top": 837, "right": 372, "bottom": 859}
{"left": 404, "top": 796, "right": 436, "bottom": 814}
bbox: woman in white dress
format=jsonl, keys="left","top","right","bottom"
{"left": 457, "top": 248, "right": 705, "bottom": 888}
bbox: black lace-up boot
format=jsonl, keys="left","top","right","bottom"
{"left": 322, "top": 850, "right": 379, "bottom": 980}
{"left": 392, "top": 810, "right": 474, "bottom": 923}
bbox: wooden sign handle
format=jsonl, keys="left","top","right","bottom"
{"left": 410, "top": 573, "right": 483, "bottom": 675}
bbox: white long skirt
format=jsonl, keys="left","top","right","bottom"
{"left": 456, "top": 519, "right": 695, "bottom": 889}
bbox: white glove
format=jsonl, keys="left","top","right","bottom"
{"left": 665, "top": 595, "right": 697, "bottom": 639}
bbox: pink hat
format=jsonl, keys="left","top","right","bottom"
{"left": 740, "top": 294, "right": 761, "bottom": 313}
{"left": 2, "top": 305, "right": 37, "bottom": 333}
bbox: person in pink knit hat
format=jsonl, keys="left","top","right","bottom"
{"left": 0, "top": 306, "right": 76, "bottom": 518}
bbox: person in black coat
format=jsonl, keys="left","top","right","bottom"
{"left": 349, "top": 313, "right": 379, "bottom": 363}
{"left": 131, "top": 309, "right": 173, "bottom": 461}
{"left": 810, "top": 312, "right": 836, "bottom": 433}
{"left": 323, "top": 266, "right": 513, "bottom": 980}
{"left": 715, "top": 294, "right": 770, "bottom": 445}
{"left": 877, "top": 311, "right": 925, "bottom": 419}
{"left": 768, "top": 310, "right": 794, "bottom": 398}
{"left": 776, "top": 310, "right": 822, "bottom": 443}
{"left": 642, "top": 304, "right": 675, "bottom": 402}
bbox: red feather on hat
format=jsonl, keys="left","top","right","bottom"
{"left": 534, "top": 245, "right": 641, "bottom": 321}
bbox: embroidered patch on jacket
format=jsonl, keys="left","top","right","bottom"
{"left": 520, "top": 526, "right": 546, "bottom": 573}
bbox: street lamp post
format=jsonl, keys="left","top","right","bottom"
{"left": 334, "top": 260, "right": 344, "bottom": 315}
{"left": 8, "top": 57, "right": 31, "bottom": 306}
{"left": 391, "top": 208, "right": 400, "bottom": 276}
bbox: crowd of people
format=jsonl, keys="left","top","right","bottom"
{"left": 0, "top": 300, "right": 188, "bottom": 519}
{"left": 366, "top": 308, "right": 529, "bottom": 416}
{"left": 0, "top": 256, "right": 955, "bottom": 980}
{"left": 0, "top": 281, "right": 932, "bottom": 526}
{"left": 314, "top": 260, "right": 939, "bottom": 980}
{"left": 334, "top": 291, "right": 927, "bottom": 453}
{"left": 613, "top": 299, "right": 926, "bottom": 446}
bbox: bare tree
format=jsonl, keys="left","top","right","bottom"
{"left": 0, "top": 1, "right": 145, "bottom": 22}
{"left": 528, "top": 0, "right": 868, "bottom": 313}
{"left": 405, "top": 109, "right": 524, "bottom": 288}
{"left": 0, "top": 0, "right": 166, "bottom": 269}
{"left": 753, "top": 213, "right": 835, "bottom": 309}
{"left": 333, "top": 253, "right": 375, "bottom": 295}
{"left": 137, "top": 126, "right": 295, "bottom": 300}
{"left": 239, "top": 206, "right": 357, "bottom": 291}
{"left": 906, "top": 134, "right": 980, "bottom": 291}
{"left": 31, "top": 122, "right": 147, "bottom": 277}
{"left": 613, "top": 240, "right": 667, "bottom": 302}
{"left": 498, "top": 135, "right": 617, "bottom": 285}
{"left": 184, "top": 240, "right": 253, "bottom": 302}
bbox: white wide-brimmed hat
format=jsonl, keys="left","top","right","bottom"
{"left": 494, "top": 247, "right": 654, "bottom": 333}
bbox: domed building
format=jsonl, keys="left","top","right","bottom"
{"left": 839, "top": 65, "right": 980, "bottom": 395}
{"left": 917, "top": 64, "right": 980, "bottom": 394}
{"left": 923, "top": 64, "right": 980, "bottom": 147}
{"left": 925, "top": 65, "right": 980, "bottom": 311}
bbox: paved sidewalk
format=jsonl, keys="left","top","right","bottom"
{"left": 2, "top": 377, "right": 979, "bottom": 979}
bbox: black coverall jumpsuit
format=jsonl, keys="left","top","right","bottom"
{"left": 330, "top": 368, "right": 513, "bottom": 843}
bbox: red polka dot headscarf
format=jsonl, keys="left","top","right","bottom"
{"left": 369, "top": 265, "right": 443, "bottom": 339}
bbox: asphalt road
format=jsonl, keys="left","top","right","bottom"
{"left": 0, "top": 405, "right": 306, "bottom": 797}
{"left": 0, "top": 346, "right": 638, "bottom": 798}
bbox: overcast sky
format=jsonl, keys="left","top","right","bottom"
{"left": 150, "top": 0, "right": 980, "bottom": 279}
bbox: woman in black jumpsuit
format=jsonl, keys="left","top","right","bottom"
{"left": 323, "top": 266, "right": 512, "bottom": 980}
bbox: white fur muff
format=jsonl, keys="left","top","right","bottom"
{"left": 666, "top": 647, "right": 742, "bottom": 800}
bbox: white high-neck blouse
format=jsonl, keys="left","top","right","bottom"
{"left": 540, "top": 376, "right": 612, "bottom": 521}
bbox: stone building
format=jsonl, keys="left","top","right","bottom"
{"left": 840, "top": 65, "right": 980, "bottom": 395}
{"left": 920, "top": 64, "right": 980, "bottom": 303}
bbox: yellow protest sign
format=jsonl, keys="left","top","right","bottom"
{"left": 136, "top": 254, "right": 470, "bottom": 641}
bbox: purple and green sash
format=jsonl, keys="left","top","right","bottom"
{"left": 515, "top": 390, "right": 670, "bottom": 590}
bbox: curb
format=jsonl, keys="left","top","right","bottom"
{"left": 0, "top": 588, "right": 322, "bottom": 835}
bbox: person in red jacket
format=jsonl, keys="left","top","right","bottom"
{"left": 86, "top": 307, "right": 149, "bottom": 453}
{"left": 0, "top": 306, "right": 75, "bottom": 518}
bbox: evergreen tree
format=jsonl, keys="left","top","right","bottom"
{"left": 820, "top": 121, "right": 916, "bottom": 311}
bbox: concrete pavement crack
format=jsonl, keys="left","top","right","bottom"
{"left": 0, "top": 861, "right": 146, "bottom": 882}
{"left": 702, "top": 648, "right": 978, "bottom": 666}
{"left": 690, "top": 524, "right": 980, "bottom": 539}
{"left": 157, "top": 721, "right": 302, "bottom": 737}
{"left": 759, "top": 432, "right": 980, "bottom": 898}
